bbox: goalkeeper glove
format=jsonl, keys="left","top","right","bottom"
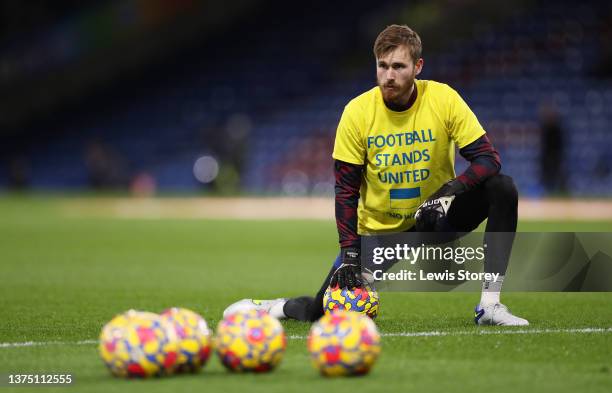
{"left": 415, "top": 179, "right": 465, "bottom": 231}
{"left": 330, "top": 247, "right": 362, "bottom": 289}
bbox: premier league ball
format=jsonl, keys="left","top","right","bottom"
{"left": 98, "top": 310, "right": 179, "bottom": 378}
{"left": 323, "top": 283, "right": 379, "bottom": 319}
{"left": 160, "top": 307, "right": 212, "bottom": 373}
{"left": 215, "top": 309, "right": 286, "bottom": 372}
{"left": 307, "top": 310, "right": 381, "bottom": 377}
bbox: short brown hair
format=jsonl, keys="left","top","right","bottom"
{"left": 373, "top": 24, "right": 422, "bottom": 63}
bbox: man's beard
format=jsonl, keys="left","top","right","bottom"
{"left": 379, "top": 78, "right": 414, "bottom": 110}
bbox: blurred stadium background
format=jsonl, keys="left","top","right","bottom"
{"left": 1, "top": 0, "right": 611, "bottom": 204}
{"left": 1, "top": 4, "right": 611, "bottom": 390}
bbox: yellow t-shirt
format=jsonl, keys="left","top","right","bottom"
{"left": 332, "top": 79, "right": 485, "bottom": 234}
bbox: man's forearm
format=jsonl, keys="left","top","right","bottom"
{"left": 456, "top": 134, "right": 501, "bottom": 191}
{"left": 334, "top": 160, "right": 362, "bottom": 248}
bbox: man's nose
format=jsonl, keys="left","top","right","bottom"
{"left": 386, "top": 69, "right": 396, "bottom": 80}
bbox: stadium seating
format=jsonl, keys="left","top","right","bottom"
{"left": 4, "top": 1, "right": 611, "bottom": 197}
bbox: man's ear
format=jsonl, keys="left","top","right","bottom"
{"left": 415, "top": 58, "right": 424, "bottom": 76}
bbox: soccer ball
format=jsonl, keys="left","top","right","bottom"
{"left": 307, "top": 310, "right": 381, "bottom": 377}
{"left": 99, "top": 310, "right": 179, "bottom": 378}
{"left": 160, "top": 307, "right": 212, "bottom": 373}
{"left": 323, "top": 283, "right": 379, "bottom": 319}
{"left": 215, "top": 309, "right": 286, "bottom": 372}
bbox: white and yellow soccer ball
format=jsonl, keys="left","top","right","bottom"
{"left": 98, "top": 310, "right": 179, "bottom": 378}
{"left": 215, "top": 309, "right": 286, "bottom": 372}
{"left": 160, "top": 307, "right": 212, "bottom": 373}
{"left": 323, "top": 283, "right": 379, "bottom": 319}
{"left": 307, "top": 310, "right": 381, "bottom": 377}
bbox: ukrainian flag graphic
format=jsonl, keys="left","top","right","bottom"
{"left": 389, "top": 187, "right": 421, "bottom": 209}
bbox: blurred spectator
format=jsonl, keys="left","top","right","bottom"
{"left": 539, "top": 103, "right": 566, "bottom": 194}
{"left": 84, "top": 139, "right": 127, "bottom": 189}
{"left": 130, "top": 172, "right": 157, "bottom": 197}
{"left": 591, "top": 7, "right": 612, "bottom": 78}
{"left": 223, "top": 113, "right": 251, "bottom": 175}
{"left": 594, "top": 154, "right": 611, "bottom": 180}
{"left": 7, "top": 156, "right": 31, "bottom": 190}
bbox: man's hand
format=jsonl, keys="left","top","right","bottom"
{"left": 330, "top": 247, "right": 362, "bottom": 289}
{"left": 414, "top": 179, "right": 465, "bottom": 231}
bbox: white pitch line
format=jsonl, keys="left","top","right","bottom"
{"left": 1, "top": 328, "right": 610, "bottom": 349}
{"left": 288, "top": 327, "right": 612, "bottom": 340}
{"left": 381, "top": 327, "right": 612, "bottom": 338}
{"left": 0, "top": 339, "right": 98, "bottom": 349}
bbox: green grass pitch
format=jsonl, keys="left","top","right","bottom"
{"left": 0, "top": 197, "right": 610, "bottom": 393}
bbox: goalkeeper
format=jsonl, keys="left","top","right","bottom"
{"left": 225, "top": 25, "right": 528, "bottom": 326}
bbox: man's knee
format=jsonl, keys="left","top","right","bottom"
{"left": 284, "top": 296, "right": 322, "bottom": 322}
{"left": 484, "top": 174, "right": 518, "bottom": 207}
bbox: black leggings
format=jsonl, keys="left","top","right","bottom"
{"left": 284, "top": 173, "right": 519, "bottom": 322}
